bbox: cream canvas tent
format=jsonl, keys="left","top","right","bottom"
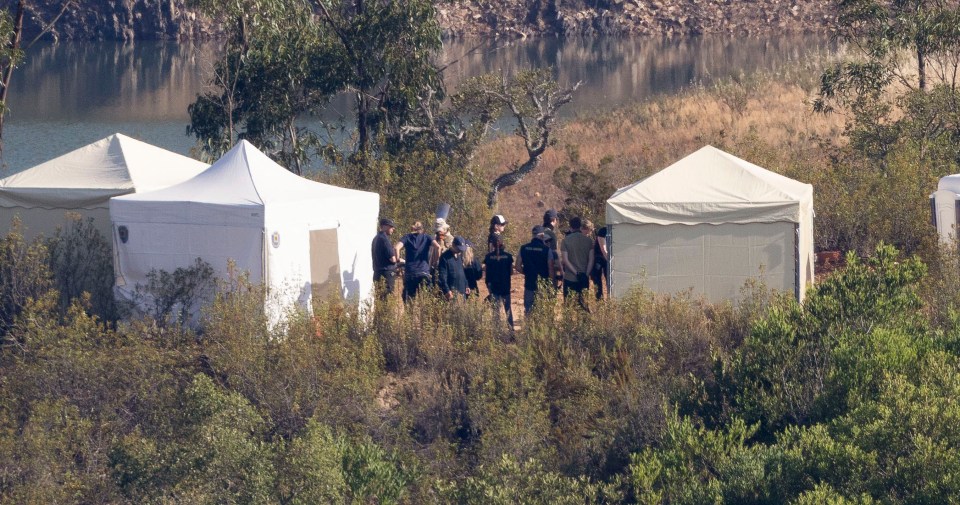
{"left": 931, "top": 174, "right": 960, "bottom": 243}
{"left": 605, "top": 145, "right": 814, "bottom": 302}
{"left": 109, "top": 140, "right": 379, "bottom": 321}
{"left": 0, "top": 133, "right": 208, "bottom": 239}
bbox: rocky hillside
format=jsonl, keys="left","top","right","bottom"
{"left": 4, "top": 0, "right": 836, "bottom": 41}
{"left": 438, "top": 0, "right": 836, "bottom": 37}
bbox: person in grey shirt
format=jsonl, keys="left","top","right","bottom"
{"left": 560, "top": 216, "right": 595, "bottom": 310}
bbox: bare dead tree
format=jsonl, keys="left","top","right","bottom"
{"left": 479, "top": 70, "right": 580, "bottom": 208}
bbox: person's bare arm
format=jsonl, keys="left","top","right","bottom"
{"left": 561, "top": 248, "right": 577, "bottom": 274}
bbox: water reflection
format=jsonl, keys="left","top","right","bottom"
{"left": 2, "top": 36, "right": 832, "bottom": 172}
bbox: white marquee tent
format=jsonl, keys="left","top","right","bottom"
{"left": 110, "top": 140, "right": 379, "bottom": 320}
{"left": 605, "top": 145, "right": 814, "bottom": 302}
{"left": 931, "top": 174, "right": 960, "bottom": 243}
{"left": 0, "top": 133, "right": 208, "bottom": 239}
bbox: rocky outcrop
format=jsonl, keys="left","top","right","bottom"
{"left": 4, "top": 0, "right": 835, "bottom": 41}
{"left": 3, "top": 0, "right": 218, "bottom": 41}
{"left": 437, "top": 0, "right": 837, "bottom": 38}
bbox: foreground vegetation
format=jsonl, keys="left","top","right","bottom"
{"left": 5, "top": 211, "right": 960, "bottom": 503}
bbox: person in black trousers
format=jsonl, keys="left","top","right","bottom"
{"left": 591, "top": 226, "right": 609, "bottom": 300}
{"left": 372, "top": 218, "right": 398, "bottom": 300}
{"left": 515, "top": 225, "right": 554, "bottom": 315}
{"left": 484, "top": 234, "right": 515, "bottom": 327}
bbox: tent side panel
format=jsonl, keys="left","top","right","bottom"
{"left": 610, "top": 222, "right": 796, "bottom": 302}
{"left": 112, "top": 221, "right": 264, "bottom": 306}
{"left": 265, "top": 192, "right": 379, "bottom": 306}
{"left": 262, "top": 219, "right": 313, "bottom": 317}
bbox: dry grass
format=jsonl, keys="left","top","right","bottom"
{"left": 476, "top": 71, "right": 847, "bottom": 230}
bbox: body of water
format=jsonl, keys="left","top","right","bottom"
{"left": 1, "top": 37, "right": 834, "bottom": 174}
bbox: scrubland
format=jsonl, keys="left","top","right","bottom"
{"left": 4, "top": 52, "right": 960, "bottom": 502}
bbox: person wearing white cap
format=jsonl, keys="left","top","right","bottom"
{"left": 487, "top": 214, "right": 507, "bottom": 253}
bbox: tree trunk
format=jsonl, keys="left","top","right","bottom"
{"left": 917, "top": 44, "right": 926, "bottom": 91}
{"left": 0, "top": 0, "right": 25, "bottom": 155}
{"left": 487, "top": 151, "right": 543, "bottom": 208}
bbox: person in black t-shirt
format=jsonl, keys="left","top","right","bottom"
{"left": 484, "top": 235, "right": 515, "bottom": 327}
{"left": 515, "top": 225, "right": 554, "bottom": 315}
{"left": 395, "top": 221, "right": 432, "bottom": 301}
{"left": 372, "top": 218, "right": 397, "bottom": 300}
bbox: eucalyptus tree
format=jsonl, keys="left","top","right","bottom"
{"left": 815, "top": 0, "right": 960, "bottom": 164}
{"left": 187, "top": 0, "right": 442, "bottom": 174}
{"left": 187, "top": 0, "right": 345, "bottom": 174}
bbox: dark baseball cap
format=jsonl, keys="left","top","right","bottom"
{"left": 543, "top": 209, "right": 558, "bottom": 221}
{"left": 532, "top": 225, "right": 546, "bottom": 236}
{"left": 379, "top": 218, "right": 396, "bottom": 228}
{"left": 452, "top": 235, "right": 469, "bottom": 252}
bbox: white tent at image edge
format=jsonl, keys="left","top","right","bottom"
{"left": 931, "top": 174, "right": 960, "bottom": 243}
{"left": 605, "top": 145, "right": 815, "bottom": 303}
{"left": 109, "top": 140, "right": 380, "bottom": 322}
{"left": 0, "top": 133, "right": 208, "bottom": 240}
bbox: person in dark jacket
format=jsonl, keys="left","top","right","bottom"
{"left": 515, "top": 225, "right": 554, "bottom": 314}
{"left": 542, "top": 209, "right": 563, "bottom": 288}
{"left": 395, "top": 221, "right": 432, "bottom": 302}
{"left": 591, "top": 226, "right": 609, "bottom": 301}
{"left": 372, "top": 218, "right": 398, "bottom": 300}
{"left": 437, "top": 236, "right": 470, "bottom": 299}
{"left": 484, "top": 235, "right": 515, "bottom": 327}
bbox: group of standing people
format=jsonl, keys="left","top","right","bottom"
{"left": 371, "top": 209, "right": 610, "bottom": 327}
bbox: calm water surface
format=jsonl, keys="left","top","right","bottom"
{"left": 1, "top": 37, "right": 833, "bottom": 174}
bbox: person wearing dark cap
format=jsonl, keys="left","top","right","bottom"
{"left": 542, "top": 209, "right": 564, "bottom": 288}
{"left": 484, "top": 234, "right": 515, "bottom": 327}
{"left": 515, "top": 225, "right": 554, "bottom": 314}
{"left": 560, "top": 216, "right": 595, "bottom": 310}
{"left": 487, "top": 214, "right": 508, "bottom": 253}
{"left": 437, "top": 236, "right": 470, "bottom": 300}
{"left": 372, "top": 218, "right": 398, "bottom": 300}
{"left": 591, "top": 226, "right": 609, "bottom": 301}
{"left": 395, "top": 221, "right": 432, "bottom": 301}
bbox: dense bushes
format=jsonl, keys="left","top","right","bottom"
{"left": 6, "top": 219, "right": 960, "bottom": 502}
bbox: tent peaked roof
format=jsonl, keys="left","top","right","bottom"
{"left": 0, "top": 133, "right": 208, "bottom": 208}
{"left": 607, "top": 145, "right": 813, "bottom": 225}
{"left": 115, "top": 140, "right": 373, "bottom": 206}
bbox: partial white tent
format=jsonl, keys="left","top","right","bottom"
{"left": 606, "top": 145, "right": 815, "bottom": 302}
{"left": 0, "top": 133, "right": 208, "bottom": 240}
{"left": 109, "top": 140, "right": 379, "bottom": 322}
{"left": 931, "top": 174, "right": 960, "bottom": 244}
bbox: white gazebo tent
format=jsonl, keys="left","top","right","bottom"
{"left": 605, "top": 145, "right": 814, "bottom": 302}
{"left": 931, "top": 174, "right": 960, "bottom": 243}
{"left": 0, "top": 133, "right": 208, "bottom": 239}
{"left": 109, "top": 140, "right": 379, "bottom": 321}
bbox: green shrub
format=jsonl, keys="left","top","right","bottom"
{"left": 0, "top": 220, "right": 51, "bottom": 334}
{"left": 47, "top": 215, "right": 117, "bottom": 322}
